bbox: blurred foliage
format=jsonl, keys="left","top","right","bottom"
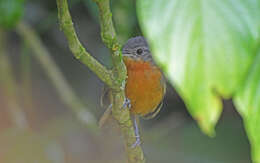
{"left": 0, "top": 0, "right": 25, "bottom": 29}
{"left": 110, "top": 0, "right": 139, "bottom": 42}
{"left": 137, "top": 0, "right": 260, "bottom": 162}
{"left": 0, "top": 128, "right": 64, "bottom": 163}
{"left": 83, "top": 0, "right": 139, "bottom": 42}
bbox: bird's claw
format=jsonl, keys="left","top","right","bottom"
{"left": 131, "top": 136, "right": 141, "bottom": 148}
{"left": 122, "top": 98, "right": 131, "bottom": 109}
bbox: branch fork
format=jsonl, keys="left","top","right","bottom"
{"left": 56, "top": 0, "right": 145, "bottom": 162}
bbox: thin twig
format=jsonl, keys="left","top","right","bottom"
{"left": 16, "top": 22, "right": 97, "bottom": 128}
{"left": 0, "top": 28, "right": 29, "bottom": 130}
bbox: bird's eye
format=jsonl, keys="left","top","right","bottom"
{"left": 136, "top": 48, "right": 143, "bottom": 55}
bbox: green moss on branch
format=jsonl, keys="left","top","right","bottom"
{"left": 56, "top": 0, "right": 146, "bottom": 162}
{"left": 56, "top": 0, "right": 114, "bottom": 89}
{"left": 94, "top": 0, "right": 127, "bottom": 87}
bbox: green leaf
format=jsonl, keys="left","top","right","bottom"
{"left": 0, "top": 0, "right": 25, "bottom": 29}
{"left": 137, "top": 0, "right": 260, "bottom": 136}
{"left": 234, "top": 48, "right": 260, "bottom": 163}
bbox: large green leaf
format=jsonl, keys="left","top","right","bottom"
{"left": 137, "top": 0, "right": 260, "bottom": 136}
{"left": 234, "top": 48, "right": 260, "bottom": 163}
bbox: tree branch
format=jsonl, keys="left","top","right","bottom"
{"left": 93, "top": 0, "right": 145, "bottom": 162}
{"left": 94, "top": 0, "right": 127, "bottom": 88}
{"left": 56, "top": 0, "right": 115, "bottom": 89}
{"left": 111, "top": 91, "right": 146, "bottom": 163}
{"left": 56, "top": 0, "right": 146, "bottom": 162}
{"left": 16, "top": 22, "right": 97, "bottom": 128}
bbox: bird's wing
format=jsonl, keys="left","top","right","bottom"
{"left": 143, "top": 76, "right": 166, "bottom": 120}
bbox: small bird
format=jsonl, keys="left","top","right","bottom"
{"left": 122, "top": 36, "right": 166, "bottom": 118}
{"left": 100, "top": 36, "right": 166, "bottom": 147}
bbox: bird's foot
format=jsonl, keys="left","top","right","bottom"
{"left": 122, "top": 98, "right": 131, "bottom": 109}
{"left": 131, "top": 135, "right": 141, "bottom": 148}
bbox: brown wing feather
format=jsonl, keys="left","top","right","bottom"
{"left": 143, "top": 76, "right": 166, "bottom": 119}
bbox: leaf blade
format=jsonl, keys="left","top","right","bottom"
{"left": 137, "top": 0, "right": 260, "bottom": 135}
{"left": 234, "top": 49, "right": 260, "bottom": 163}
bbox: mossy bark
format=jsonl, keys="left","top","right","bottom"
{"left": 56, "top": 0, "right": 145, "bottom": 162}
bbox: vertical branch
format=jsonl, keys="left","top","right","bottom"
{"left": 112, "top": 91, "right": 146, "bottom": 163}
{"left": 94, "top": 0, "right": 127, "bottom": 86}
{"left": 93, "top": 0, "right": 145, "bottom": 162}
{"left": 16, "top": 22, "right": 97, "bottom": 128}
{"left": 56, "top": 0, "right": 146, "bottom": 162}
{"left": 0, "top": 28, "right": 29, "bottom": 130}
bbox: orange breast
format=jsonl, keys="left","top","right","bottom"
{"left": 124, "top": 57, "right": 164, "bottom": 116}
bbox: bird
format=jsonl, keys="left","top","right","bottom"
{"left": 100, "top": 36, "right": 166, "bottom": 147}
{"left": 122, "top": 36, "right": 166, "bottom": 118}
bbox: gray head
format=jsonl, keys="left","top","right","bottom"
{"left": 122, "top": 36, "right": 153, "bottom": 62}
